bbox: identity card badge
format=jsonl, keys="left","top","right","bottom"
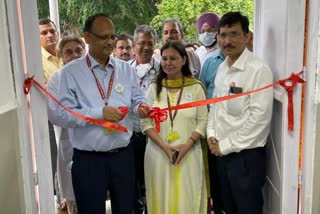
{"left": 115, "top": 83, "right": 124, "bottom": 94}
{"left": 166, "top": 131, "right": 180, "bottom": 144}
{"left": 186, "top": 92, "right": 193, "bottom": 101}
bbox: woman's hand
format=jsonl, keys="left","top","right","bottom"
{"left": 172, "top": 140, "right": 194, "bottom": 165}
{"left": 160, "top": 143, "right": 179, "bottom": 164}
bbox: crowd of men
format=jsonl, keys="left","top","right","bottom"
{"left": 40, "top": 11, "right": 273, "bottom": 214}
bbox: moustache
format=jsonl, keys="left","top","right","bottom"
{"left": 121, "top": 53, "right": 130, "bottom": 57}
{"left": 141, "top": 50, "right": 152, "bottom": 54}
{"left": 223, "top": 44, "right": 235, "bottom": 49}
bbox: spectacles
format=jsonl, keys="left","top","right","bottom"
{"left": 136, "top": 42, "right": 154, "bottom": 47}
{"left": 89, "top": 32, "right": 118, "bottom": 41}
{"left": 63, "top": 48, "right": 84, "bottom": 56}
{"left": 218, "top": 32, "right": 242, "bottom": 40}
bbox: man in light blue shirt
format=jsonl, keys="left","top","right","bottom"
{"left": 52, "top": 13, "right": 150, "bottom": 214}
{"left": 199, "top": 50, "right": 225, "bottom": 99}
{"left": 199, "top": 48, "right": 225, "bottom": 214}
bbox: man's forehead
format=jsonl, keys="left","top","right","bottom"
{"left": 92, "top": 17, "right": 114, "bottom": 31}
{"left": 39, "top": 23, "right": 56, "bottom": 32}
{"left": 220, "top": 23, "right": 242, "bottom": 31}
{"left": 116, "top": 39, "right": 132, "bottom": 46}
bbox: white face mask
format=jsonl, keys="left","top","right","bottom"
{"left": 199, "top": 32, "right": 216, "bottom": 47}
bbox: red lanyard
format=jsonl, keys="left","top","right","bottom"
{"left": 86, "top": 55, "right": 115, "bottom": 105}
{"left": 165, "top": 77, "right": 184, "bottom": 131}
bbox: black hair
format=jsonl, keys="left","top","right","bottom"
{"left": 83, "top": 13, "right": 111, "bottom": 33}
{"left": 218, "top": 12, "right": 249, "bottom": 34}
{"left": 114, "top": 34, "right": 133, "bottom": 47}
{"left": 156, "top": 40, "right": 192, "bottom": 98}
{"left": 39, "top": 18, "right": 57, "bottom": 30}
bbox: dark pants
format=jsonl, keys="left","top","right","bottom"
{"left": 72, "top": 143, "right": 135, "bottom": 214}
{"left": 48, "top": 121, "right": 58, "bottom": 195}
{"left": 131, "top": 132, "right": 147, "bottom": 214}
{"left": 207, "top": 150, "right": 224, "bottom": 214}
{"left": 215, "top": 147, "right": 266, "bottom": 214}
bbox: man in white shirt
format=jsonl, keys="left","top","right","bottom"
{"left": 195, "top": 12, "right": 220, "bottom": 66}
{"left": 128, "top": 25, "right": 160, "bottom": 214}
{"left": 207, "top": 12, "right": 273, "bottom": 214}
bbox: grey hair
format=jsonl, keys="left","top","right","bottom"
{"left": 59, "top": 35, "right": 85, "bottom": 51}
{"left": 133, "top": 25, "right": 157, "bottom": 43}
{"left": 162, "top": 18, "right": 184, "bottom": 33}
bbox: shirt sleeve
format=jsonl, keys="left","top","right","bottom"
{"left": 194, "top": 84, "right": 208, "bottom": 136}
{"left": 129, "top": 65, "right": 148, "bottom": 116}
{"left": 140, "top": 84, "right": 156, "bottom": 132}
{"left": 47, "top": 72, "right": 60, "bottom": 125}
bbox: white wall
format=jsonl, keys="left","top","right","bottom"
{"left": 0, "top": 0, "right": 54, "bottom": 213}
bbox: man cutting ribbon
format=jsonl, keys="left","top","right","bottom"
{"left": 51, "top": 13, "right": 150, "bottom": 214}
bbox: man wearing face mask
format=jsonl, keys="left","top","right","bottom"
{"left": 195, "top": 12, "right": 221, "bottom": 66}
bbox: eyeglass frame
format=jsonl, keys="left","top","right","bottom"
{"left": 62, "top": 47, "right": 84, "bottom": 56}
{"left": 88, "top": 31, "right": 118, "bottom": 41}
{"left": 217, "top": 32, "right": 244, "bottom": 40}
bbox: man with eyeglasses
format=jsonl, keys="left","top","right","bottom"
{"left": 113, "top": 34, "right": 134, "bottom": 61}
{"left": 51, "top": 13, "right": 151, "bottom": 214}
{"left": 48, "top": 35, "right": 86, "bottom": 214}
{"left": 195, "top": 12, "right": 221, "bottom": 66}
{"left": 207, "top": 12, "right": 273, "bottom": 214}
{"left": 128, "top": 25, "right": 160, "bottom": 214}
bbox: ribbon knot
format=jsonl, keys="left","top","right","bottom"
{"left": 149, "top": 107, "right": 168, "bottom": 133}
{"left": 279, "top": 72, "right": 305, "bottom": 131}
{"left": 23, "top": 75, "right": 34, "bottom": 95}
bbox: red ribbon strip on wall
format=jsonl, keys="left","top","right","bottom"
{"left": 279, "top": 72, "right": 305, "bottom": 131}
{"left": 23, "top": 76, "right": 128, "bottom": 133}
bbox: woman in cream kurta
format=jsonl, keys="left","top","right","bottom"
{"left": 141, "top": 40, "right": 208, "bottom": 214}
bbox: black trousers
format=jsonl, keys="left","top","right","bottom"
{"left": 215, "top": 147, "right": 266, "bottom": 214}
{"left": 131, "top": 132, "right": 147, "bottom": 214}
{"left": 207, "top": 150, "right": 224, "bottom": 214}
{"left": 72, "top": 143, "right": 135, "bottom": 214}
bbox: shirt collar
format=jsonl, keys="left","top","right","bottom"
{"left": 214, "top": 50, "right": 225, "bottom": 60}
{"left": 87, "top": 52, "right": 114, "bottom": 70}
{"left": 227, "top": 48, "right": 251, "bottom": 71}
{"left": 41, "top": 47, "right": 55, "bottom": 60}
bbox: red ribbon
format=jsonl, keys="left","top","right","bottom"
{"left": 279, "top": 72, "right": 305, "bottom": 131}
{"left": 147, "top": 72, "right": 304, "bottom": 132}
{"left": 23, "top": 72, "right": 304, "bottom": 133}
{"left": 148, "top": 107, "right": 168, "bottom": 133}
{"left": 23, "top": 76, "right": 128, "bottom": 132}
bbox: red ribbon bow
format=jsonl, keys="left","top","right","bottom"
{"left": 279, "top": 72, "right": 305, "bottom": 131}
{"left": 148, "top": 107, "right": 168, "bottom": 133}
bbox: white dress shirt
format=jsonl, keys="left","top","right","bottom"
{"left": 207, "top": 48, "right": 273, "bottom": 155}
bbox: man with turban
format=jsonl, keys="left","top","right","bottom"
{"left": 195, "top": 12, "right": 220, "bottom": 66}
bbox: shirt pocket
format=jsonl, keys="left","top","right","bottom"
{"left": 224, "top": 95, "right": 248, "bottom": 116}
{"left": 113, "top": 83, "right": 132, "bottom": 106}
